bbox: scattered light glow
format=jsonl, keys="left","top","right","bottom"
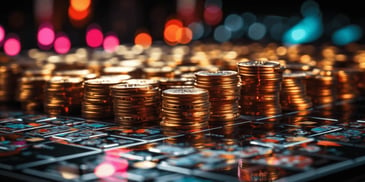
{"left": 94, "top": 163, "right": 116, "bottom": 178}
{"left": 86, "top": 24, "right": 103, "bottom": 48}
{"left": 70, "top": 0, "right": 91, "bottom": 11}
{"left": 134, "top": 32, "right": 152, "bottom": 48}
{"left": 224, "top": 14, "right": 244, "bottom": 32}
{"left": 188, "top": 22, "right": 204, "bottom": 40}
{"left": 214, "top": 25, "right": 231, "bottom": 42}
{"left": 332, "top": 24, "right": 363, "bottom": 46}
{"left": 4, "top": 36, "right": 21, "bottom": 56}
{"left": 0, "top": 25, "right": 5, "bottom": 44}
{"left": 37, "top": 23, "right": 55, "bottom": 47}
{"left": 54, "top": 34, "right": 71, "bottom": 54}
{"left": 248, "top": 22, "right": 267, "bottom": 40}
{"left": 103, "top": 33, "right": 120, "bottom": 53}
{"left": 204, "top": 5, "right": 222, "bottom": 26}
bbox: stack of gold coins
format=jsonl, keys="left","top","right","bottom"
{"left": 335, "top": 68, "right": 361, "bottom": 100}
{"left": 110, "top": 83, "right": 161, "bottom": 126}
{"left": 44, "top": 76, "right": 83, "bottom": 116}
{"left": 280, "top": 72, "right": 313, "bottom": 111}
{"left": 82, "top": 76, "right": 129, "bottom": 120}
{"left": 194, "top": 70, "right": 240, "bottom": 125}
{"left": 306, "top": 70, "right": 337, "bottom": 105}
{"left": 238, "top": 60, "right": 284, "bottom": 116}
{"left": 0, "top": 65, "right": 21, "bottom": 102}
{"left": 161, "top": 88, "right": 210, "bottom": 133}
{"left": 142, "top": 66, "right": 174, "bottom": 79}
{"left": 159, "top": 78, "right": 194, "bottom": 91}
{"left": 16, "top": 77, "right": 49, "bottom": 113}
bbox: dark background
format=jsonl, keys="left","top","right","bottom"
{"left": 0, "top": 0, "right": 364, "bottom": 49}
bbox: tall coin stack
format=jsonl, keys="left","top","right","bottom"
{"left": 194, "top": 70, "right": 240, "bottom": 126}
{"left": 161, "top": 88, "right": 210, "bottom": 133}
{"left": 280, "top": 72, "right": 313, "bottom": 111}
{"left": 110, "top": 83, "right": 161, "bottom": 127}
{"left": 238, "top": 60, "right": 284, "bottom": 116}
{"left": 16, "top": 77, "right": 49, "bottom": 113}
{"left": 82, "top": 76, "right": 129, "bottom": 120}
{"left": 44, "top": 76, "right": 84, "bottom": 116}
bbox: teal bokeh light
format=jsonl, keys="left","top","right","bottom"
{"left": 332, "top": 25, "right": 363, "bottom": 46}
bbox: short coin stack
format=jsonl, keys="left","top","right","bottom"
{"left": 44, "top": 76, "right": 84, "bottom": 116}
{"left": 306, "top": 70, "right": 337, "bottom": 105}
{"left": 110, "top": 83, "right": 161, "bottom": 127}
{"left": 335, "top": 68, "right": 361, "bottom": 100}
{"left": 161, "top": 88, "right": 210, "bottom": 133}
{"left": 194, "top": 70, "right": 240, "bottom": 125}
{"left": 82, "top": 76, "right": 129, "bottom": 120}
{"left": 238, "top": 60, "right": 284, "bottom": 116}
{"left": 16, "top": 77, "right": 49, "bottom": 113}
{"left": 280, "top": 72, "right": 313, "bottom": 111}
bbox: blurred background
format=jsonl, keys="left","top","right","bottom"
{"left": 0, "top": 0, "right": 364, "bottom": 56}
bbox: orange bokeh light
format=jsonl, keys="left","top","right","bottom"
{"left": 164, "top": 24, "right": 180, "bottom": 44}
{"left": 165, "top": 19, "right": 183, "bottom": 28}
{"left": 134, "top": 33, "right": 152, "bottom": 48}
{"left": 177, "top": 27, "right": 192, "bottom": 44}
{"left": 70, "top": 0, "right": 91, "bottom": 12}
{"left": 68, "top": 6, "right": 90, "bottom": 21}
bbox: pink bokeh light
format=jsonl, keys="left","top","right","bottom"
{"left": 204, "top": 5, "right": 222, "bottom": 26}
{"left": 0, "top": 25, "right": 5, "bottom": 44}
{"left": 4, "top": 36, "right": 21, "bottom": 56}
{"left": 86, "top": 24, "right": 103, "bottom": 48}
{"left": 37, "top": 23, "right": 55, "bottom": 47}
{"left": 54, "top": 34, "right": 71, "bottom": 54}
{"left": 103, "top": 34, "right": 119, "bottom": 53}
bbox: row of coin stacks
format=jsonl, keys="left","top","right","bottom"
{"left": 0, "top": 43, "right": 364, "bottom": 124}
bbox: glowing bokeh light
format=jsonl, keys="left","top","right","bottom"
{"left": 0, "top": 25, "right": 5, "bottom": 44}
{"left": 94, "top": 163, "right": 116, "bottom": 178}
{"left": 70, "top": 0, "right": 91, "bottom": 11}
{"left": 134, "top": 32, "right": 152, "bottom": 48}
{"left": 54, "top": 34, "right": 71, "bottom": 54}
{"left": 68, "top": 6, "right": 90, "bottom": 21}
{"left": 214, "top": 25, "right": 231, "bottom": 42}
{"left": 37, "top": 23, "right": 55, "bottom": 47}
{"left": 332, "top": 25, "right": 363, "bottom": 46}
{"left": 248, "top": 22, "right": 267, "bottom": 40}
{"left": 177, "top": 27, "right": 193, "bottom": 44}
{"left": 188, "top": 22, "right": 204, "bottom": 40}
{"left": 103, "top": 34, "right": 120, "bottom": 53}
{"left": 4, "top": 36, "right": 21, "bottom": 56}
{"left": 204, "top": 5, "right": 222, "bottom": 26}
{"left": 86, "top": 25, "right": 103, "bottom": 48}
{"left": 283, "top": 16, "right": 323, "bottom": 45}
{"left": 164, "top": 24, "right": 181, "bottom": 45}
{"left": 224, "top": 14, "right": 244, "bottom": 32}
{"left": 165, "top": 19, "right": 183, "bottom": 28}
